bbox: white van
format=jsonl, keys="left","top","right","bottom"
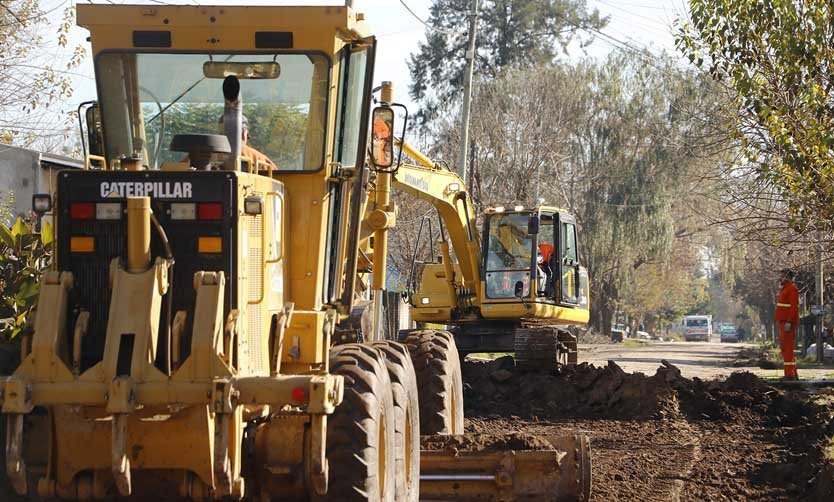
{"left": 683, "top": 315, "right": 712, "bottom": 342}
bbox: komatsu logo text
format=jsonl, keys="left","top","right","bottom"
{"left": 100, "top": 181, "right": 193, "bottom": 199}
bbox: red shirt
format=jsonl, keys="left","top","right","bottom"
{"left": 775, "top": 280, "right": 799, "bottom": 324}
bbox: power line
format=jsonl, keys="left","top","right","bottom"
{"left": 398, "top": 0, "right": 463, "bottom": 37}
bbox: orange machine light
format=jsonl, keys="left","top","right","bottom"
{"left": 70, "top": 236, "right": 95, "bottom": 253}
{"left": 197, "top": 237, "right": 222, "bottom": 254}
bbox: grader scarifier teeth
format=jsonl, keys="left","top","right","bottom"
{"left": 419, "top": 434, "right": 591, "bottom": 501}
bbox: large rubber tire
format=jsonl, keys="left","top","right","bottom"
{"left": 402, "top": 329, "right": 464, "bottom": 435}
{"left": 370, "top": 341, "right": 421, "bottom": 502}
{"left": 325, "top": 344, "right": 396, "bottom": 501}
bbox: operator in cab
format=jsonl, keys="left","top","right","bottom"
{"left": 219, "top": 114, "right": 276, "bottom": 170}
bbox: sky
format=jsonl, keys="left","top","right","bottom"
{"left": 44, "top": 0, "right": 692, "bottom": 137}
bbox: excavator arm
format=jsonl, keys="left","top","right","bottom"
{"left": 392, "top": 141, "right": 482, "bottom": 305}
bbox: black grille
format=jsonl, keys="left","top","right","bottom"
{"left": 56, "top": 171, "right": 237, "bottom": 372}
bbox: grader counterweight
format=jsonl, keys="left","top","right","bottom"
{"left": 0, "top": 3, "right": 590, "bottom": 500}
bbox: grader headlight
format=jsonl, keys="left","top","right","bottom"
{"left": 31, "top": 193, "right": 52, "bottom": 215}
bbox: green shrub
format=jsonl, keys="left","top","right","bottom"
{"left": 0, "top": 216, "right": 52, "bottom": 342}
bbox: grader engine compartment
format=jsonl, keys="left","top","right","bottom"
{"left": 56, "top": 170, "right": 238, "bottom": 372}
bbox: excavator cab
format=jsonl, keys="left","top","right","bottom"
{"left": 482, "top": 207, "right": 589, "bottom": 310}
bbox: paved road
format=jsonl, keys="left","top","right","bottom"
{"left": 579, "top": 339, "right": 833, "bottom": 380}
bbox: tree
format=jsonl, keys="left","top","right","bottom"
{"left": 411, "top": 51, "right": 735, "bottom": 333}
{"left": 619, "top": 239, "right": 710, "bottom": 335}
{"left": 143, "top": 102, "right": 308, "bottom": 168}
{"left": 407, "top": 0, "right": 606, "bottom": 124}
{"left": 677, "top": 0, "right": 834, "bottom": 230}
{"left": 0, "top": 0, "right": 85, "bottom": 147}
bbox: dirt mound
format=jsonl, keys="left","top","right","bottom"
{"left": 463, "top": 356, "right": 681, "bottom": 420}
{"left": 463, "top": 356, "right": 814, "bottom": 423}
{"left": 463, "top": 357, "right": 834, "bottom": 500}
{"left": 421, "top": 432, "right": 555, "bottom": 452}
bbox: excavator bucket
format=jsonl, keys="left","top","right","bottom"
{"left": 420, "top": 434, "right": 591, "bottom": 501}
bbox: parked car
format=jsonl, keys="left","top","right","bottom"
{"left": 719, "top": 325, "right": 739, "bottom": 343}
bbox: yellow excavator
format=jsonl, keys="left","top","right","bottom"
{"left": 0, "top": 3, "right": 590, "bottom": 501}
{"left": 390, "top": 144, "right": 590, "bottom": 370}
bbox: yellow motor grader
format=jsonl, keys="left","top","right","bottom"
{"left": 0, "top": 3, "right": 590, "bottom": 500}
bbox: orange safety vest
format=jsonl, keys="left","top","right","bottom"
{"left": 774, "top": 280, "right": 799, "bottom": 324}
{"left": 538, "top": 243, "right": 554, "bottom": 263}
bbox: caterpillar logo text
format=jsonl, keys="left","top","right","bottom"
{"left": 100, "top": 181, "right": 193, "bottom": 199}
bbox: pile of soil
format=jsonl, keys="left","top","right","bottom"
{"left": 463, "top": 356, "right": 682, "bottom": 420}
{"left": 731, "top": 345, "right": 780, "bottom": 369}
{"left": 461, "top": 356, "right": 834, "bottom": 501}
{"left": 421, "top": 432, "right": 554, "bottom": 452}
{"left": 577, "top": 329, "right": 614, "bottom": 345}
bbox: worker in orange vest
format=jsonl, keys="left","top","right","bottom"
{"left": 775, "top": 268, "right": 800, "bottom": 379}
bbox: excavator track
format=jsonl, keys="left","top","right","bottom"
{"left": 513, "top": 327, "right": 578, "bottom": 372}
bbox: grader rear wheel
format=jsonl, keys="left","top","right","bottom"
{"left": 324, "top": 344, "right": 396, "bottom": 501}
{"left": 402, "top": 330, "right": 464, "bottom": 435}
{"left": 370, "top": 341, "right": 421, "bottom": 502}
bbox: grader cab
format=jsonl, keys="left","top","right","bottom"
{"left": 0, "top": 3, "right": 590, "bottom": 500}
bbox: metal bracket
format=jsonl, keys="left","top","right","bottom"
{"left": 271, "top": 302, "right": 295, "bottom": 376}
{"left": 171, "top": 310, "right": 187, "bottom": 370}
{"left": 496, "top": 453, "right": 516, "bottom": 502}
{"left": 2, "top": 377, "right": 33, "bottom": 414}
{"left": 211, "top": 379, "right": 237, "bottom": 496}
{"left": 5, "top": 414, "right": 28, "bottom": 495}
{"left": 105, "top": 377, "right": 136, "bottom": 415}
{"left": 310, "top": 414, "right": 328, "bottom": 496}
{"left": 223, "top": 310, "right": 240, "bottom": 368}
{"left": 327, "top": 162, "right": 355, "bottom": 183}
{"left": 111, "top": 414, "right": 131, "bottom": 497}
{"left": 72, "top": 311, "right": 90, "bottom": 376}
{"left": 307, "top": 375, "right": 344, "bottom": 415}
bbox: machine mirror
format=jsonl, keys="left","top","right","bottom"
{"left": 371, "top": 106, "right": 395, "bottom": 168}
{"left": 203, "top": 61, "right": 281, "bottom": 79}
{"left": 85, "top": 104, "right": 104, "bottom": 157}
{"left": 514, "top": 280, "right": 525, "bottom": 299}
{"left": 527, "top": 214, "right": 540, "bottom": 235}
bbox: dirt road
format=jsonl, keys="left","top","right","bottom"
{"left": 462, "top": 340, "right": 834, "bottom": 501}
{"left": 581, "top": 340, "right": 748, "bottom": 379}
{"left": 581, "top": 339, "right": 834, "bottom": 380}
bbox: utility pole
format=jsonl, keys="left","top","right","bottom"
{"left": 817, "top": 236, "right": 825, "bottom": 362}
{"left": 458, "top": 0, "right": 478, "bottom": 185}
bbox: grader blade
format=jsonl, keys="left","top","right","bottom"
{"left": 420, "top": 433, "right": 590, "bottom": 501}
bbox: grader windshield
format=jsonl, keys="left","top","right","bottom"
{"left": 96, "top": 51, "right": 329, "bottom": 170}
